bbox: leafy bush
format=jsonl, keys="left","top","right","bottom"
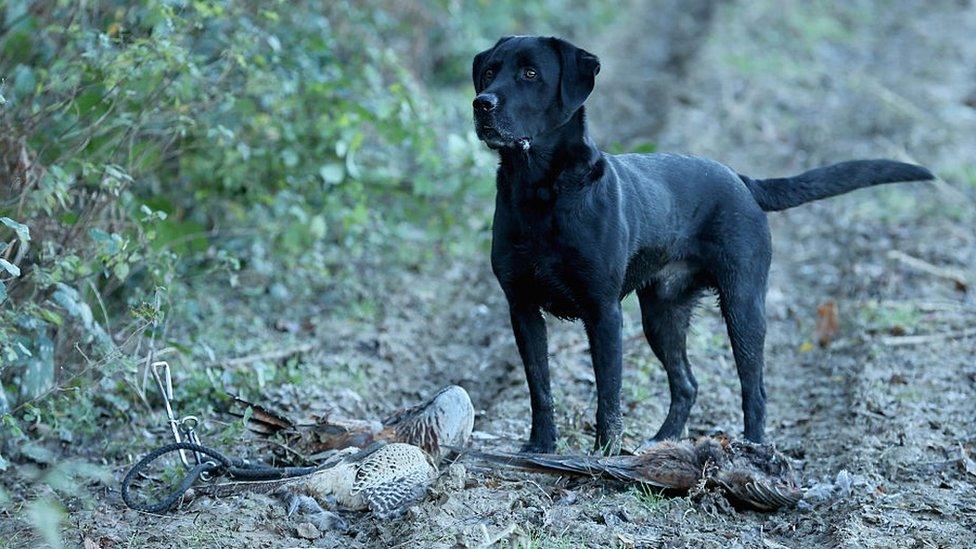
{"left": 0, "top": 1, "right": 615, "bottom": 542}
{"left": 0, "top": 1, "right": 498, "bottom": 419}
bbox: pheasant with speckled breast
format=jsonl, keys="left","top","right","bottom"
{"left": 211, "top": 385, "right": 475, "bottom": 529}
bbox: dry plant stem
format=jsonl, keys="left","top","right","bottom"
{"left": 479, "top": 523, "right": 518, "bottom": 548}
{"left": 887, "top": 250, "right": 969, "bottom": 291}
{"left": 879, "top": 328, "right": 976, "bottom": 347}
{"left": 214, "top": 343, "right": 318, "bottom": 368}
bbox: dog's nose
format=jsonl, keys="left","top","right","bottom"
{"left": 473, "top": 93, "right": 498, "bottom": 113}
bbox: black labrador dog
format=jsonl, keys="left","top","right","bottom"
{"left": 472, "top": 36, "right": 933, "bottom": 453}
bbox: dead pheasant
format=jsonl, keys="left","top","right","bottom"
{"left": 203, "top": 386, "right": 473, "bottom": 530}
{"left": 466, "top": 437, "right": 801, "bottom": 511}
{"left": 229, "top": 385, "right": 475, "bottom": 462}
{"left": 278, "top": 442, "right": 436, "bottom": 530}
{"left": 202, "top": 442, "right": 435, "bottom": 532}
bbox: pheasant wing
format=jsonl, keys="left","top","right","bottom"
{"left": 357, "top": 468, "right": 431, "bottom": 519}
{"left": 350, "top": 443, "right": 434, "bottom": 519}
{"left": 713, "top": 472, "right": 801, "bottom": 511}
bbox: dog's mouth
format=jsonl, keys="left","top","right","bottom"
{"left": 475, "top": 125, "right": 530, "bottom": 151}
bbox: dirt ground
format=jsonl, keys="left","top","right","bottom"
{"left": 6, "top": 1, "right": 976, "bottom": 547}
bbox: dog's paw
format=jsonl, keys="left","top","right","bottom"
{"left": 520, "top": 440, "right": 556, "bottom": 454}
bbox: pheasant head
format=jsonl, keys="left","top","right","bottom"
{"left": 381, "top": 385, "right": 475, "bottom": 461}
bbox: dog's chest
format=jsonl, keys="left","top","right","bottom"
{"left": 498, "top": 209, "right": 592, "bottom": 318}
{"left": 518, "top": 248, "right": 580, "bottom": 318}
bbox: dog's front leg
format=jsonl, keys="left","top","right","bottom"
{"left": 584, "top": 302, "right": 623, "bottom": 454}
{"left": 509, "top": 304, "right": 557, "bottom": 453}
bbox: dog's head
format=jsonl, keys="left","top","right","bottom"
{"left": 472, "top": 36, "right": 600, "bottom": 150}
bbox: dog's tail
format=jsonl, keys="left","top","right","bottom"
{"left": 739, "top": 159, "right": 934, "bottom": 212}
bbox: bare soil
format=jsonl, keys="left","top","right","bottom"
{"left": 5, "top": 1, "right": 976, "bottom": 547}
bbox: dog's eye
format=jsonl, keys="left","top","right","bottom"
{"left": 523, "top": 68, "right": 538, "bottom": 80}
{"left": 483, "top": 69, "right": 494, "bottom": 83}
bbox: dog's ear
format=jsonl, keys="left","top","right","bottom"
{"left": 550, "top": 37, "right": 600, "bottom": 114}
{"left": 472, "top": 36, "right": 514, "bottom": 93}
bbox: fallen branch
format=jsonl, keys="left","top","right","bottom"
{"left": 888, "top": 250, "right": 968, "bottom": 292}
{"left": 880, "top": 328, "right": 976, "bottom": 347}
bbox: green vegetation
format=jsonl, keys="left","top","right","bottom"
{"left": 631, "top": 484, "right": 666, "bottom": 512}
{"left": 857, "top": 300, "right": 922, "bottom": 336}
{"left": 0, "top": 0, "right": 614, "bottom": 543}
{"left": 520, "top": 528, "right": 583, "bottom": 549}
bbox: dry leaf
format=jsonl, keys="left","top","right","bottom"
{"left": 960, "top": 451, "right": 976, "bottom": 479}
{"left": 815, "top": 300, "right": 839, "bottom": 347}
{"left": 296, "top": 522, "right": 321, "bottom": 540}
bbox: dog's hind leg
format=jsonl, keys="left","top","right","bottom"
{"left": 637, "top": 288, "right": 698, "bottom": 447}
{"left": 717, "top": 266, "right": 770, "bottom": 444}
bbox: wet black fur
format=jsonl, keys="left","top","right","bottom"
{"left": 472, "top": 36, "right": 934, "bottom": 453}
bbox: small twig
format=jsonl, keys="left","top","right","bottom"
{"left": 264, "top": 440, "right": 312, "bottom": 465}
{"left": 212, "top": 343, "right": 318, "bottom": 368}
{"left": 856, "top": 75, "right": 929, "bottom": 121}
{"left": 87, "top": 279, "right": 112, "bottom": 335}
{"left": 875, "top": 299, "right": 974, "bottom": 314}
{"left": 123, "top": 377, "right": 153, "bottom": 413}
{"left": 478, "top": 523, "right": 518, "bottom": 549}
{"left": 888, "top": 250, "right": 968, "bottom": 292}
{"left": 880, "top": 328, "right": 976, "bottom": 347}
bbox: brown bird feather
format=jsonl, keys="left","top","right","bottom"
{"left": 466, "top": 437, "right": 801, "bottom": 511}
{"left": 227, "top": 385, "right": 474, "bottom": 463}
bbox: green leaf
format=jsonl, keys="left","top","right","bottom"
{"left": 0, "top": 259, "right": 20, "bottom": 277}
{"left": 281, "top": 149, "right": 299, "bottom": 168}
{"left": 21, "top": 335, "right": 54, "bottom": 400}
{"left": 0, "top": 217, "right": 30, "bottom": 242}
{"left": 345, "top": 148, "right": 361, "bottom": 179}
{"left": 309, "top": 215, "right": 327, "bottom": 239}
{"left": 38, "top": 308, "right": 63, "bottom": 326}
{"left": 319, "top": 163, "right": 344, "bottom": 184}
{"left": 114, "top": 261, "right": 130, "bottom": 281}
{"left": 103, "top": 164, "right": 132, "bottom": 182}
{"left": 52, "top": 283, "right": 111, "bottom": 347}
{"left": 2, "top": 414, "right": 22, "bottom": 437}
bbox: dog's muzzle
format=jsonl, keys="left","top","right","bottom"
{"left": 473, "top": 93, "right": 520, "bottom": 149}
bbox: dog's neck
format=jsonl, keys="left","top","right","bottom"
{"left": 496, "top": 108, "right": 603, "bottom": 202}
